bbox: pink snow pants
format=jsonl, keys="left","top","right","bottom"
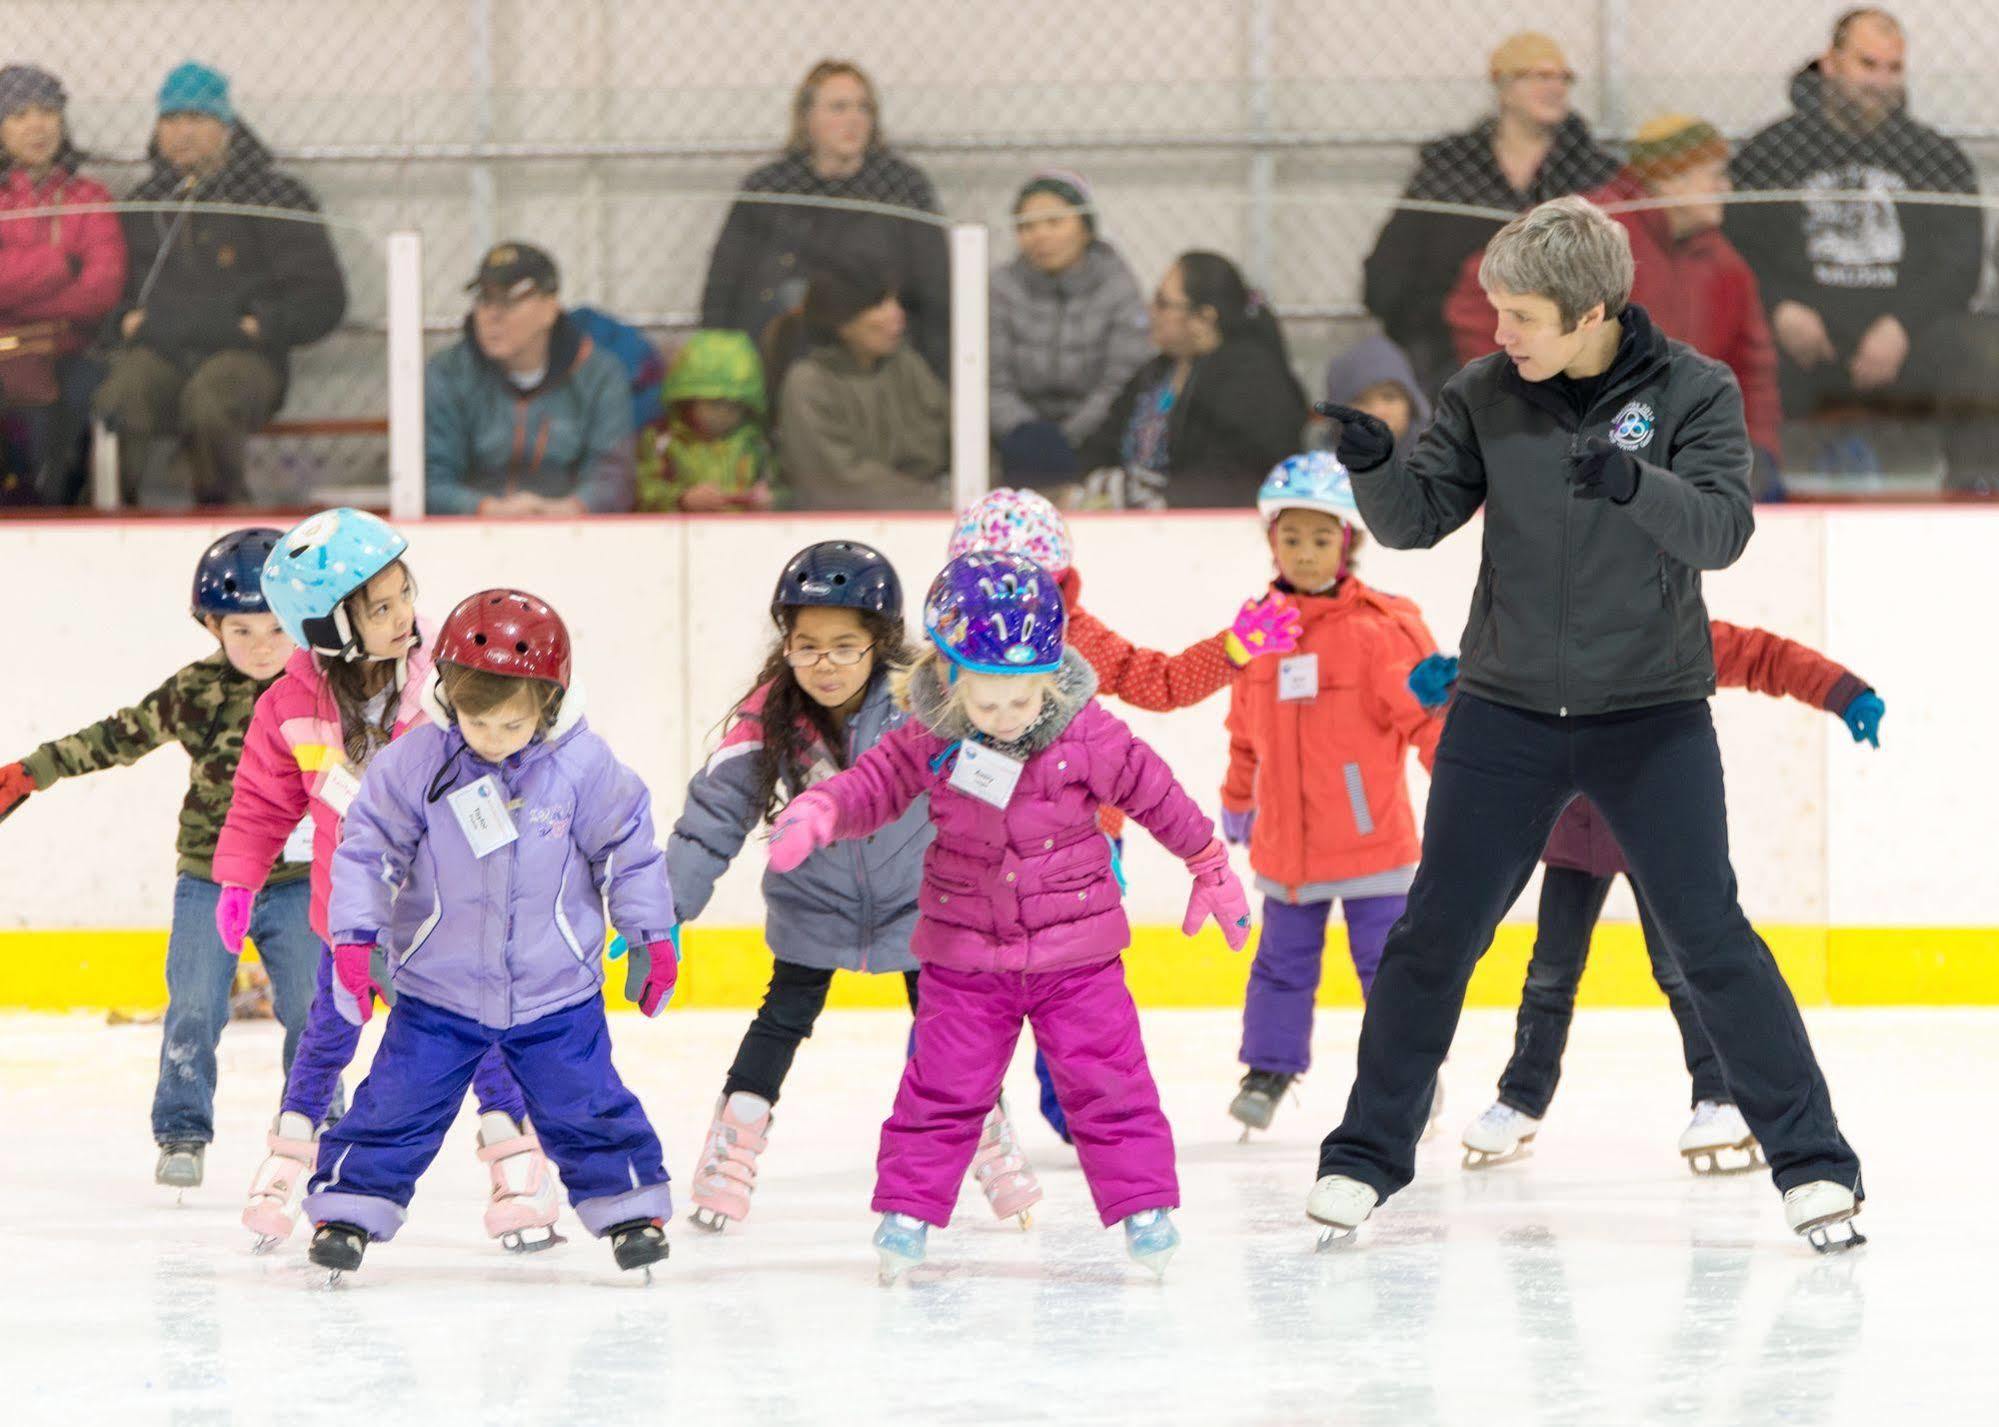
{"left": 873, "top": 956, "right": 1178, "bottom": 1228}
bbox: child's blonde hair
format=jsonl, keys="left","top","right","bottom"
{"left": 891, "top": 644, "right": 1058, "bottom": 723}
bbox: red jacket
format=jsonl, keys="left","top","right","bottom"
{"left": 0, "top": 166, "right": 126, "bottom": 352}
{"left": 1443, "top": 170, "right": 1782, "bottom": 456}
{"left": 1224, "top": 577, "right": 1441, "bottom": 897}
{"left": 1544, "top": 621, "right": 1867, "bottom": 877}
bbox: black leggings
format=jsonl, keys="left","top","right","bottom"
{"left": 722, "top": 959, "right": 920, "bottom": 1104}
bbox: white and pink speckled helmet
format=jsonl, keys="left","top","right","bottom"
{"left": 946, "top": 487, "right": 1074, "bottom": 578}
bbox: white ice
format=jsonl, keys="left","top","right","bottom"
{"left": 4, "top": 1004, "right": 1997, "bottom": 1426}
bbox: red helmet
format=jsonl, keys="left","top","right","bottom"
{"left": 436, "top": 589, "right": 572, "bottom": 690}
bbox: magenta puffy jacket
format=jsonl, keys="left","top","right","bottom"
{"left": 809, "top": 651, "right": 1216, "bottom": 975}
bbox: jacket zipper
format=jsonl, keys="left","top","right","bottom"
{"left": 1558, "top": 428, "right": 1578, "bottom": 717}
{"left": 1050, "top": 289, "right": 1067, "bottom": 394}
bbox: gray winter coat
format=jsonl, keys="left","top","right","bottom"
{"left": 668, "top": 672, "right": 927, "bottom": 973}
{"left": 988, "top": 242, "right": 1153, "bottom": 445}
{"left": 1350, "top": 305, "right": 1754, "bottom": 717}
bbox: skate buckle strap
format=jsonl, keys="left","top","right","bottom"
{"left": 476, "top": 1133, "right": 539, "bottom": 1164}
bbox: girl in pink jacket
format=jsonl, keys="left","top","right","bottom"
{"left": 766, "top": 551, "right": 1252, "bottom": 1281}
{"left": 210, "top": 509, "right": 540, "bottom": 1254}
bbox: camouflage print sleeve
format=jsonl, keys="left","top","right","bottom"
{"left": 20, "top": 671, "right": 181, "bottom": 788}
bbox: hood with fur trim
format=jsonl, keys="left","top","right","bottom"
{"left": 904, "top": 647, "right": 1098, "bottom": 757}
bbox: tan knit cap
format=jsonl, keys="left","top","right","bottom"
{"left": 1627, "top": 114, "right": 1729, "bottom": 184}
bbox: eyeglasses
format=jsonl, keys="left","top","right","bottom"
{"left": 784, "top": 643, "right": 875, "bottom": 670}
{"left": 1506, "top": 67, "right": 1576, "bottom": 86}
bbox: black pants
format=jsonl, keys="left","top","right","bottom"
{"left": 1317, "top": 694, "right": 1860, "bottom": 1201}
{"left": 1496, "top": 866, "right": 1728, "bottom": 1120}
{"left": 723, "top": 959, "right": 920, "bottom": 1104}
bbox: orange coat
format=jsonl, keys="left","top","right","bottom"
{"left": 1224, "top": 577, "right": 1442, "bottom": 896}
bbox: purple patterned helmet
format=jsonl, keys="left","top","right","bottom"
{"left": 947, "top": 487, "right": 1073, "bottom": 577}
{"left": 923, "top": 551, "right": 1066, "bottom": 676}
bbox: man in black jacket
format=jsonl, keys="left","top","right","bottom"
{"left": 1310, "top": 197, "right": 1865, "bottom": 1253}
{"left": 93, "top": 62, "right": 347, "bottom": 505}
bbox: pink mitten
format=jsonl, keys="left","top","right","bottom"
{"left": 331, "top": 942, "right": 381, "bottom": 1026}
{"left": 215, "top": 885, "right": 255, "bottom": 956}
{"left": 638, "top": 936, "right": 680, "bottom": 1017}
{"left": 1223, "top": 593, "right": 1304, "bottom": 667}
{"left": 767, "top": 790, "right": 839, "bottom": 874}
{"left": 1182, "top": 839, "right": 1252, "bottom": 951}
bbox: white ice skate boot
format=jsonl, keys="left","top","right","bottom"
{"left": 242, "top": 1111, "right": 317, "bottom": 1250}
{"left": 1306, "top": 1174, "right": 1379, "bottom": 1247}
{"left": 970, "top": 1102, "right": 1042, "bottom": 1228}
{"left": 1678, "top": 1100, "right": 1763, "bottom": 1175}
{"left": 156, "top": 1142, "right": 204, "bottom": 1198}
{"left": 1123, "top": 1209, "right": 1181, "bottom": 1278}
{"left": 689, "top": 1092, "right": 771, "bottom": 1232}
{"left": 1228, "top": 1069, "right": 1295, "bottom": 1139}
{"left": 478, "top": 1112, "right": 564, "bottom": 1252}
{"left": 873, "top": 1212, "right": 929, "bottom": 1285}
{"left": 1783, "top": 1180, "right": 1866, "bottom": 1254}
{"left": 1461, "top": 1102, "right": 1541, "bottom": 1170}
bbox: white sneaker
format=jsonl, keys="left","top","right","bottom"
{"left": 1678, "top": 1100, "right": 1763, "bottom": 1175}
{"left": 1783, "top": 1180, "right": 1866, "bottom": 1254}
{"left": 1306, "top": 1175, "right": 1379, "bottom": 1247}
{"left": 1461, "top": 1101, "right": 1541, "bottom": 1170}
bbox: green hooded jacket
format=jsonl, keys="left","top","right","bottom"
{"left": 636, "top": 329, "right": 776, "bottom": 511}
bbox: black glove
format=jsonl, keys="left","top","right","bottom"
{"left": 1314, "top": 401, "right": 1397, "bottom": 473}
{"left": 1570, "top": 436, "right": 1640, "bottom": 503}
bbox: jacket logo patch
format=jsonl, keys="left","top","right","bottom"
{"left": 1609, "top": 400, "right": 1656, "bottom": 452}
{"left": 528, "top": 806, "right": 572, "bottom": 839}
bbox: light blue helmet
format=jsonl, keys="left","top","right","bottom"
{"left": 261, "top": 507, "right": 409, "bottom": 657}
{"left": 1257, "top": 452, "right": 1360, "bottom": 526}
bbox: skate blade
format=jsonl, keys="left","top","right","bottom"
{"left": 689, "top": 1207, "right": 735, "bottom": 1234}
{"left": 251, "top": 1234, "right": 283, "bottom": 1256}
{"left": 1132, "top": 1246, "right": 1177, "bottom": 1279}
{"left": 1461, "top": 1141, "right": 1534, "bottom": 1172}
{"left": 500, "top": 1226, "right": 567, "bottom": 1254}
{"left": 1802, "top": 1216, "right": 1867, "bottom": 1255}
{"left": 318, "top": 1269, "right": 346, "bottom": 1290}
{"left": 1314, "top": 1224, "right": 1359, "bottom": 1251}
{"left": 875, "top": 1251, "right": 921, "bottom": 1286}
{"left": 1684, "top": 1141, "right": 1764, "bottom": 1176}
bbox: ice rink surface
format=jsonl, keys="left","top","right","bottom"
{"left": 4, "top": 1003, "right": 1996, "bottom": 1426}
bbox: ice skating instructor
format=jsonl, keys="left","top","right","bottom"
{"left": 1307, "top": 195, "right": 1865, "bottom": 1253}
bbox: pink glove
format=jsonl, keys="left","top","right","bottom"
{"left": 638, "top": 936, "right": 680, "bottom": 1017}
{"left": 767, "top": 790, "right": 839, "bottom": 874}
{"left": 331, "top": 942, "right": 383, "bottom": 1026}
{"left": 214, "top": 885, "right": 254, "bottom": 956}
{"left": 1182, "top": 839, "right": 1252, "bottom": 951}
{"left": 1223, "top": 593, "right": 1303, "bottom": 667}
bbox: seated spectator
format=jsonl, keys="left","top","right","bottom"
{"left": 0, "top": 65, "right": 124, "bottom": 505}
{"left": 1078, "top": 251, "right": 1306, "bottom": 509}
{"left": 425, "top": 242, "right": 635, "bottom": 516}
{"left": 1362, "top": 32, "right": 1618, "bottom": 397}
{"left": 1724, "top": 8, "right": 1989, "bottom": 486}
{"left": 569, "top": 304, "right": 666, "bottom": 433}
{"left": 775, "top": 262, "right": 949, "bottom": 511}
{"left": 989, "top": 168, "right": 1150, "bottom": 485}
{"left": 636, "top": 329, "right": 775, "bottom": 513}
{"left": 94, "top": 62, "right": 345, "bottom": 506}
{"left": 701, "top": 60, "right": 949, "bottom": 377}
{"left": 1444, "top": 114, "right": 1784, "bottom": 491}
{"left": 1324, "top": 333, "right": 1432, "bottom": 460}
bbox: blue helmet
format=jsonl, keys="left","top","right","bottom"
{"left": 1258, "top": 452, "right": 1360, "bottom": 525}
{"left": 923, "top": 551, "right": 1066, "bottom": 676}
{"left": 771, "top": 540, "right": 902, "bottom": 624}
{"left": 261, "top": 508, "right": 409, "bottom": 657}
{"left": 190, "top": 527, "right": 283, "bottom": 625}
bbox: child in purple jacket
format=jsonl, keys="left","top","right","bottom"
{"left": 766, "top": 552, "right": 1253, "bottom": 1281}
{"left": 301, "top": 590, "right": 681, "bottom": 1281}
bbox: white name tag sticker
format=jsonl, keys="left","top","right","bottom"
{"left": 949, "top": 742, "right": 1025, "bottom": 810}
{"left": 319, "top": 760, "right": 363, "bottom": 817}
{"left": 447, "top": 775, "right": 520, "bottom": 858}
{"left": 1278, "top": 654, "right": 1320, "bottom": 702}
{"left": 281, "top": 813, "right": 316, "bottom": 864}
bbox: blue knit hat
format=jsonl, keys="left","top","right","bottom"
{"left": 158, "top": 62, "right": 234, "bottom": 124}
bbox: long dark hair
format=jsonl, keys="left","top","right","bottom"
{"left": 322, "top": 561, "right": 415, "bottom": 766}
{"left": 1177, "top": 250, "right": 1294, "bottom": 365}
{"left": 728, "top": 606, "right": 910, "bottom": 825}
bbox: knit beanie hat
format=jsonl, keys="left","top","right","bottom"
{"left": 0, "top": 65, "right": 65, "bottom": 119}
{"left": 804, "top": 259, "right": 895, "bottom": 341}
{"left": 1627, "top": 114, "right": 1729, "bottom": 185}
{"left": 1489, "top": 32, "right": 1570, "bottom": 80}
{"left": 158, "top": 62, "right": 234, "bottom": 124}
{"left": 1013, "top": 168, "right": 1098, "bottom": 237}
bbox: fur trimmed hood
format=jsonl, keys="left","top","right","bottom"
{"left": 904, "top": 647, "right": 1098, "bottom": 756}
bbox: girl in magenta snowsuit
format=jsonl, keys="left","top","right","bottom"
{"left": 766, "top": 551, "right": 1252, "bottom": 1280}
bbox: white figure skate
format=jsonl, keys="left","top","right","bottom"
{"left": 1783, "top": 1180, "right": 1866, "bottom": 1254}
{"left": 1306, "top": 1174, "right": 1379, "bottom": 1248}
{"left": 1461, "top": 1102, "right": 1541, "bottom": 1170}
{"left": 1678, "top": 1100, "right": 1763, "bottom": 1175}
{"left": 242, "top": 1111, "right": 317, "bottom": 1251}
{"left": 478, "top": 1112, "right": 564, "bottom": 1252}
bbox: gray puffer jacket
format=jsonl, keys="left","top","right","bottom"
{"left": 988, "top": 242, "right": 1152, "bottom": 445}
{"left": 1350, "top": 305, "right": 1754, "bottom": 716}
{"left": 668, "top": 671, "right": 927, "bottom": 973}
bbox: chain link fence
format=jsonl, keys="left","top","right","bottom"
{"left": 5, "top": 0, "right": 1999, "bottom": 506}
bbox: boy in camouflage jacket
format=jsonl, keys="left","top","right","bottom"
{"left": 0, "top": 530, "right": 325, "bottom": 1191}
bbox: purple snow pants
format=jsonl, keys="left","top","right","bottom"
{"left": 1238, "top": 893, "right": 1406, "bottom": 1075}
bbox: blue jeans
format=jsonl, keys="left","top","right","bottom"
{"left": 152, "top": 874, "right": 322, "bottom": 1145}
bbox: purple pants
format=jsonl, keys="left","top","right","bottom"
{"left": 279, "top": 945, "right": 525, "bottom": 1126}
{"left": 874, "top": 958, "right": 1176, "bottom": 1228}
{"left": 1239, "top": 894, "right": 1406, "bottom": 1075}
